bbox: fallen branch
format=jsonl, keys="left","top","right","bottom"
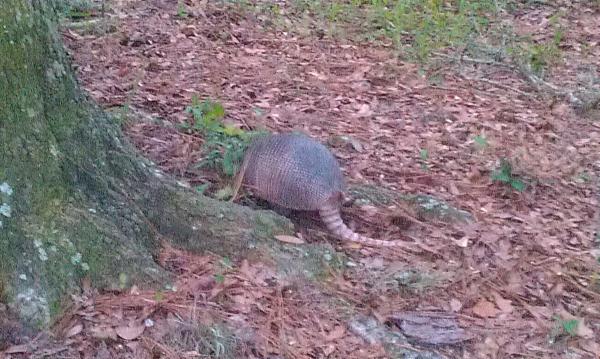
{"left": 462, "top": 75, "right": 534, "bottom": 98}
{"left": 433, "top": 51, "right": 600, "bottom": 112}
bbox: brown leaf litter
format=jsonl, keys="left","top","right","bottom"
{"left": 17, "top": 0, "right": 597, "bottom": 358}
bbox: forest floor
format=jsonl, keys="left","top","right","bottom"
{"left": 9, "top": 0, "right": 600, "bottom": 358}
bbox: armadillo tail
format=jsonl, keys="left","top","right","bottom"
{"left": 318, "top": 204, "right": 401, "bottom": 247}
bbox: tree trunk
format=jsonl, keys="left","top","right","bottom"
{"left": 0, "top": 0, "right": 303, "bottom": 330}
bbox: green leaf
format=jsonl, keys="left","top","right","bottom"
{"left": 491, "top": 170, "right": 510, "bottom": 183}
{"left": 177, "top": 122, "right": 190, "bottom": 130}
{"left": 214, "top": 274, "right": 225, "bottom": 284}
{"left": 221, "top": 124, "right": 245, "bottom": 137}
{"left": 119, "top": 273, "right": 128, "bottom": 289}
{"left": 562, "top": 319, "right": 578, "bottom": 336}
{"left": 510, "top": 179, "right": 525, "bottom": 192}
{"left": 214, "top": 187, "right": 233, "bottom": 200}
{"left": 221, "top": 152, "right": 237, "bottom": 177}
{"left": 195, "top": 183, "right": 210, "bottom": 194}
{"left": 473, "top": 135, "right": 488, "bottom": 148}
{"left": 153, "top": 291, "right": 165, "bottom": 301}
{"left": 220, "top": 257, "right": 233, "bottom": 269}
{"left": 203, "top": 101, "right": 225, "bottom": 121}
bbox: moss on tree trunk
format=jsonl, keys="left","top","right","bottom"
{"left": 0, "top": 0, "right": 326, "bottom": 330}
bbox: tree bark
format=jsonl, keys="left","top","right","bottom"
{"left": 0, "top": 0, "right": 303, "bottom": 329}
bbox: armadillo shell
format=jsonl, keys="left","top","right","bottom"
{"left": 242, "top": 132, "right": 345, "bottom": 211}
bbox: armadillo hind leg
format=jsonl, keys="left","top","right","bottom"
{"left": 318, "top": 202, "right": 401, "bottom": 247}
{"left": 229, "top": 154, "right": 249, "bottom": 202}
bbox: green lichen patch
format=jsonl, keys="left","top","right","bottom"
{"left": 408, "top": 194, "right": 474, "bottom": 224}
{"left": 257, "top": 240, "right": 347, "bottom": 284}
{"left": 2, "top": 204, "right": 169, "bottom": 327}
{"left": 348, "top": 184, "right": 400, "bottom": 207}
{"left": 348, "top": 184, "right": 473, "bottom": 224}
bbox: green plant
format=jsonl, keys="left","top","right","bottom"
{"left": 242, "top": 0, "right": 501, "bottom": 61}
{"left": 177, "top": 1, "right": 188, "bottom": 18}
{"left": 214, "top": 257, "right": 233, "bottom": 284}
{"left": 359, "top": 0, "right": 501, "bottom": 60}
{"left": 419, "top": 148, "right": 429, "bottom": 170}
{"left": 60, "top": 0, "right": 96, "bottom": 19}
{"left": 181, "top": 96, "right": 260, "bottom": 177}
{"left": 549, "top": 316, "right": 579, "bottom": 344}
{"left": 392, "top": 268, "right": 438, "bottom": 294}
{"left": 195, "top": 183, "right": 210, "bottom": 194}
{"left": 574, "top": 171, "right": 591, "bottom": 183}
{"left": 491, "top": 158, "right": 526, "bottom": 192}
{"left": 473, "top": 134, "right": 489, "bottom": 150}
{"left": 159, "top": 320, "right": 239, "bottom": 358}
{"left": 183, "top": 96, "right": 227, "bottom": 134}
{"left": 508, "top": 12, "right": 564, "bottom": 75}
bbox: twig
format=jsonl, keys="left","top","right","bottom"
{"left": 433, "top": 51, "right": 592, "bottom": 109}
{"left": 517, "top": 65, "right": 585, "bottom": 108}
{"left": 432, "top": 51, "right": 500, "bottom": 66}
{"left": 462, "top": 75, "right": 534, "bottom": 98}
{"left": 564, "top": 274, "right": 600, "bottom": 301}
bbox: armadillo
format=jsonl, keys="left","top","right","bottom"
{"left": 233, "top": 132, "right": 400, "bottom": 247}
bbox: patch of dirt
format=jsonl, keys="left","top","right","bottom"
{"left": 17, "top": 0, "right": 597, "bottom": 358}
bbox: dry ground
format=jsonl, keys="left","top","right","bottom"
{"left": 5, "top": 0, "right": 599, "bottom": 358}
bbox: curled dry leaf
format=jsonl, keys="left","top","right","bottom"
{"left": 90, "top": 325, "right": 118, "bottom": 340}
{"left": 491, "top": 291, "right": 513, "bottom": 314}
{"left": 580, "top": 339, "right": 600, "bottom": 356}
{"left": 274, "top": 234, "right": 305, "bottom": 244}
{"left": 449, "top": 298, "right": 463, "bottom": 312}
{"left": 575, "top": 319, "right": 594, "bottom": 339}
{"left": 115, "top": 324, "right": 146, "bottom": 340}
{"left": 452, "top": 236, "right": 469, "bottom": 248}
{"left": 65, "top": 323, "right": 84, "bottom": 338}
{"left": 472, "top": 298, "right": 500, "bottom": 318}
{"left": 325, "top": 325, "right": 346, "bottom": 342}
{"left": 323, "top": 344, "right": 336, "bottom": 356}
{"left": 4, "top": 344, "right": 28, "bottom": 354}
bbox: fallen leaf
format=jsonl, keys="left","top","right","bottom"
{"left": 474, "top": 336, "right": 500, "bottom": 358}
{"left": 308, "top": 71, "right": 328, "bottom": 81}
{"left": 90, "top": 325, "right": 118, "bottom": 340}
{"left": 472, "top": 298, "right": 500, "bottom": 318}
{"left": 449, "top": 298, "right": 463, "bottom": 312}
{"left": 360, "top": 256, "right": 385, "bottom": 270}
{"left": 491, "top": 292, "right": 513, "bottom": 313}
{"left": 580, "top": 339, "right": 600, "bottom": 356}
{"left": 356, "top": 103, "right": 373, "bottom": 117}
{"left": 115, "top": 324, "right": 145, "bottom": 340}
{"left": 452, "top": 236, "right": 469, "bottom": 247}
{"left": 65, "top": 323, "right": 83, "bottom": 338}
{"left": 323, "top": 344, "right": 335, "bottom": 358}
{"left": 274, "top": 234, "right": 305, "bottom": 244}
{"left": 448, "top": 182, "right": 460, "bottom": 195}
{"left": 325, "top": 325, "right": 346, "bottom": 341}
{"left": 4, "top": 344, "right": 28, "bottom": 354}
{"left": 323, "top": 344, "right": 336, "bottom": 356}
{"left": 576, "top": 319, "right": 594, "bottom": 339}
